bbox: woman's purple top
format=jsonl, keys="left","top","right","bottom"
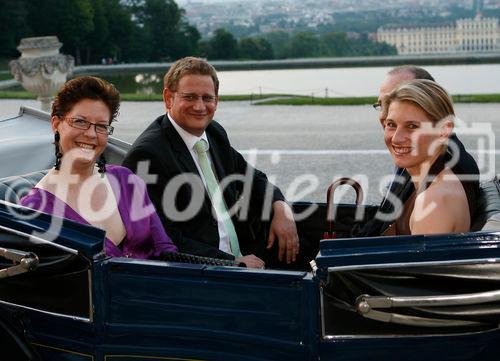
{"left": 20, "top": 165, "right": 177, "bottom": 259}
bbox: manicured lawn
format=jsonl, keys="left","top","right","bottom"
{"left": 254, "top": 96, "right": 377, "bottom": 106}
{"left": 253, "top": 94, "right": 500, "bottom": 105}
{"left": 0, "top": 91, "right": 34, "bottom": 99}
{"left": 117, "top": 93, "right": 293, "bottom": 102}
{"left": 1, "top": 91, "right": 500, "bottom": 105}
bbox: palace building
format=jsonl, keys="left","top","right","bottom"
{"left": 377, "top": 14, "right": 500, "bottom": 54}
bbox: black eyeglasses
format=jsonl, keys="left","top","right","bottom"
{"left": 63, "top": 117, "right": 114, "bottom": 135}
{"left": 177, "top": 92, "right": 217, "bottom": 104}
{"left": 372, "top": 101, "right": 382, "bottom": 111}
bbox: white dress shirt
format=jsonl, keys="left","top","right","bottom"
{"left": 168, "top": 114, "right": 232, "bottom": 254}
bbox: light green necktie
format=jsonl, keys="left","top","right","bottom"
{"left": 194, "top": 139, "right": 242, "bottom": 257}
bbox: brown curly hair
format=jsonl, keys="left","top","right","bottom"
{"left": 51, "top": 76, "right": 120, "bottom": 124}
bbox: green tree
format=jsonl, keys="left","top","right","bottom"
{"left": 239, "top": 38, "right": 259, "bottom": 60}
{"left": 103, "top": 0, "right": 138, "bottom": 62}
{"left": 27, "top": 0, "right": 95, "bottom": 65}
{"left": 349, "top": 33, "right": 397, "bottom": 56}
{"left": 0, "top": 0, "right": 31, "bottom": 58}
{"left": 197, "top": 40, "right": 210, "bottom": 59}
{"left": 283, "top": 32, "right": 320, "bottom": 58}
{"left": 208, "top": 28, "right": 238, "bottom": 60}
{"left": 133, "top": 0, "right": 179, "bottom": 61}
{"left": 172, "top": 18, "right": 201, "bottom": 58}
{"left": 262, "top": 31, "right": 290, "bottom": 59}
{"left": 319, "top": 32, "right": 352, "bottom": 57}
{"left": 83, "top": 0, "right": 109, "bottom": 64}
{"left": 239, "top": 37, "right": 274, "bottom": 60}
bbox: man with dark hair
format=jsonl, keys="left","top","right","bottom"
{"left": 123, "top": 57, "right": 305, "bottom": 269}
{"left": 358, "top": 65, "right": 479, "bottom": 236}
{"left": 388, "top": 65, "right": 435, "bottom": 80}
{"left": 374, "top": 65, "right": 435, "bottom": 126}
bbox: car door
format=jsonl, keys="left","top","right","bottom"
{"left": 0, "top": 200, "right": 106, "bottom": 361}
{"left": 314, "top": 232, "right": 500, "bottom": 361}
{"left": 96, "top": 257, "right": 318, "bottom": 361}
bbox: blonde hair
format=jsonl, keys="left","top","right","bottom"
{"left": 382, "top": 79, "right": 455, "bottom": 124}
{"left": 163, "top": 57, "right": 219, "bottom": 95}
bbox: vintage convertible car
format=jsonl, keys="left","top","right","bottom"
{"left": 1, "top": 106, "right": 500, "bottom": 361}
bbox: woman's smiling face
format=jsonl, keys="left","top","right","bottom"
{"left": 383, "top": 100, "right": 444, "bottom": 174}
{"left": 52, "top": 98, "right": 111, "bottom": 171}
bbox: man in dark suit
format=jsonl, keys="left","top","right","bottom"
{"left": 357, "top": 65, "right": 479, "bottom": 236}
{"left": 123, "top": 57, "right": 301, "bottom": 269}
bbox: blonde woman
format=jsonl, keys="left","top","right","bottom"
{"left": 381, "top": 79, "right": 479, "bottom": 235}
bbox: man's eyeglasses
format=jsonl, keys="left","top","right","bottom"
{"left": 372, "top": 101, "right": 382, "bottom": 111}
{"left": 177, "top": 92, "right": 217, "bottom": 104}
{"left": 63, "top": 117, "right": 114, "bottom": 135}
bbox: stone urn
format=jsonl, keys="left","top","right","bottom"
{"left": 9, "top": 36, "right": 74, "bottom": 112}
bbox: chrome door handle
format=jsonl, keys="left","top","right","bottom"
{"left": 354, "top": 290, "right": 500, "bottom": 327}
{"left": 0, "top": 247, "right": 39, "bottom": 279}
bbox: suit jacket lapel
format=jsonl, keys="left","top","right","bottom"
{"left": 161, "top": 115, "right": 200, "bottom": 175}
{"left": 207, "top": 133, "right": 227, "bottom": 181}
{"left": 161, "top": 116, "right": 214, "bottom": 214}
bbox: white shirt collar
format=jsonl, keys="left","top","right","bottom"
{"left": 166, "top": 114, "right": 230, "bottom": 254}
{"left": 167, "top": 113, "right": 208, "bottom": 151}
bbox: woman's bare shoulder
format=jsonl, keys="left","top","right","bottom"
{"left": 411, "top": 169, "right": 469, "bottom": 234}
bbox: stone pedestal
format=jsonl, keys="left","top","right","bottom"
{"left": 9, "top": 36, "right": 74, "bottom": 112}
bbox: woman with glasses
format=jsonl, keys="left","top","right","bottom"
{"left": 20, "top": 76, "right": 177, "bottom": 258}
{"left": 380, "top": 79, "right": 479, "bottom": 235}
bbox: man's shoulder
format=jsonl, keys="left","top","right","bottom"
{"left": 123, "top": 115, "right": 168, "bottom": 168}
{"left": 206, "top": 120, "right": 227, "bottom": 135}
{"left": 132, "top": 115, "right": 165, "bottom": 142}
{"left": 448, "top": 133, "right": 479, "bottom": 176}
{"left": 206, "top": 120, "right": 230, "bottom": 144}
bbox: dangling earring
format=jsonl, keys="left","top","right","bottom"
{"left": 97, "top": 154, "right": 106, "bottom": 176}
{"left": 54, "top": 131, "right": 62, "bottom": 170}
